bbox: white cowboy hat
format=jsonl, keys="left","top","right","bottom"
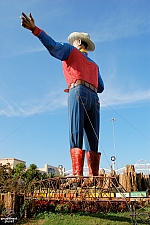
{"left": 68, "top": 32, "right": 95, "bottom": 51}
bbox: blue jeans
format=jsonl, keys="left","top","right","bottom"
{"left": 68, "top": 84, "right": 100, "bottom": 152}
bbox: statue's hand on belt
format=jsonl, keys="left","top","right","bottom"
{"left": 20, "top": 12, "right": 35, "bottom": 32}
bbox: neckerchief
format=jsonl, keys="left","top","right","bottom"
{"left": 80, "top": 49, "right": 88, "bottom": 55}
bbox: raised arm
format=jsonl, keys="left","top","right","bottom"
{"left": 20, "top": 12, "right": 72, "bottom": 61}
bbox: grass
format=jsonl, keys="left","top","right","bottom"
{"left": 16, "top": 211, "right": 150, "bottom": 225}
{"left": 41, "top": 212, "right": 132, "bottom": 225}
{"left": 16, "top": 206, "right": 150, "bottom": 225}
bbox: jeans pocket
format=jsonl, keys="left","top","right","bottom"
{"left": 75, "top": 89, "right": 88, "bottom": 106}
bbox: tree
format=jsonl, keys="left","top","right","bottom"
{"left": 25, "top": 164, "right": 42, "bottom": 184}
{"left": 0, "top": 163, "right": 13, "bottom": 192}
{"left": 13, "top": 163, "right": 26, "bottom": 180}
{"left": 0, "top": 163, "right": 49, "bottom": 193}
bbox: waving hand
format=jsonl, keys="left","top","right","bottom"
{"left": 20, "top": 12, "right": 35, "bottom": 31}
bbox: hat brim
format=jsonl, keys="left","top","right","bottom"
{"left": 68, "top": 32, "right": 95, "bottom": 52}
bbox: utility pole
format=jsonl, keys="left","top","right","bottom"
{"left": 110, "top": 118, "right": 117, "bottom": 171}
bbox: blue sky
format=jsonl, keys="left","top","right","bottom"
{"left": 0, "top": 0, "right": 150, "bottom": 172}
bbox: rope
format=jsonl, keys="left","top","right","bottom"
{"left": 79, "top": 96, "right": 111, "bottom": 167}
{"left": 101, "top": 98, "right": 150, "bottom": 142}
{"left": 0, "top": 90, "right": 149, "bottom": 146}
{"left": 0, "top": 91, "right": 63, "bottom": 144}
{"left": 79, "top": 95, "right": 138, "bottom": 225}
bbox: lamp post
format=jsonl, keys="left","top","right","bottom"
{"left": 110, "top": 118, "right": 117, "bottom": 171}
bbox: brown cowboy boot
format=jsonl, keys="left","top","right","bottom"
{"left": 86, "top": 151, "right": 101, "bottom": 176}
{"left": 70, "top": 148, "right": 85, "bottom": 176}
{"left": 82, "top": 151, "right": 101, "bottom": 187}
{"left": 63, "top": 148, "right": 85, "bottom": 187}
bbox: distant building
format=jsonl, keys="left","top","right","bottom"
{"left": 0, "top": 158, "right": 26, "bottom": 169}
{"left": 38, "top": 164, "right": 61, "bottom": 176}
{"left": 0, "top": 158, "right": 64, "bottom": 176}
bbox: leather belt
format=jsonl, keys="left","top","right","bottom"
{"left": 68, "top": 80, "right": 97, "bottom": 93}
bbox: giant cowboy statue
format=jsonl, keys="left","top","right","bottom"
{"left": 20, "top": 13, "right": 104, "bottom": 177}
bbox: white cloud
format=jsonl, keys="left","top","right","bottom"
{"left": 100, "top": 88, "right": 150, "bottom": 108}
{"left": 0, "top": 86, "right": 149, "bottom": 117}
{"left": 0, "top": 88, "right": 67, "bottom": 117}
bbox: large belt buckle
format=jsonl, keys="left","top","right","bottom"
{"left": 70, "top": 83, "right": 75, "bottom": 89}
